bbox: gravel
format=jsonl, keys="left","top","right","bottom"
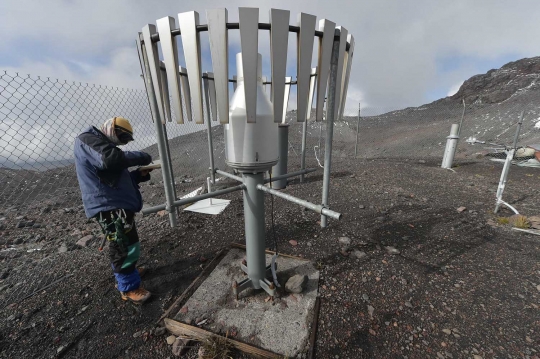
{"left": 1, "top": 158, "right": 539, "bottom": 358}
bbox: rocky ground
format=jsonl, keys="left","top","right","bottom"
{"left": 1, "top": 156, "right": 539, "bottom": 358}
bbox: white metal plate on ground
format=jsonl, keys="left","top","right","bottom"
{"left": 183, "top": 198, "right": 230, "bottom": 215}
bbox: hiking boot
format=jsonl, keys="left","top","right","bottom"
{"left": 137, "top": 266, "right": 147, "bottom": 277}
{"left": 120, "top": 287, "right": 151, "bottom": 304}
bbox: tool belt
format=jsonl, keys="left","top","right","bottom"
{"left": 96, "top": 209, "right": 134, "bottom": 250}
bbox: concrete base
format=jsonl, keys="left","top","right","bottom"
{"left": 174, "top": 248, "right": 319, "bottom": 357}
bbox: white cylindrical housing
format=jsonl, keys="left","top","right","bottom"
{"left": 441, "top": 123, "right": 460, "bottom": 169}
{"left": 225, "top": 53, "right": 278, "bottom": 172}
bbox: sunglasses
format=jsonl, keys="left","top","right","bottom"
{"left": 115, "top": 127, "right": 134, "bottom": 144}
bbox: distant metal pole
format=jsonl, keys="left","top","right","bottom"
{"left": 451, "top": 99, "right": 466, "bottom": 162}
{"left": 441, "top": 124, "right": 460, "bottom": 169}
{"left": 512, "top": 111, "right": 524, "bottom": 150}
{"left": 300, "top": 120, "right": 308, "bottom": 182}
{"left": 354, "top": 102, "right": 360, "bottom": 157}
{"left": 457, "top": 99, "right": 466, "bottom": 137}
{"left": 139, "top": 35, "right": 177, "bottom": 227}
{"left": 320, "top": 37, "right": 340, "bottom": 228}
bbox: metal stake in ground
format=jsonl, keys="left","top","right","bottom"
{"left": 494, "top": 111, "right": 524, "bottom": 214}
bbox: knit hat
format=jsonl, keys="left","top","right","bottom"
{"left": 101, "top": 117, "right": 134, "bottom": 145}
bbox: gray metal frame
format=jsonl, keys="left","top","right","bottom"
{"left": 320, "top": 28, "right": 345, "bottom": 228}
{"left": 137, "top": 32, "right": 178, "bottom": 227}
{"left": 272, "top": 124, "right": 289, "bottom": 189}
{"left": 203, "top": 73, "right": 216, "bottom": 184}
{"left": 137, "top": 8, "right": 354, "bottom": 297}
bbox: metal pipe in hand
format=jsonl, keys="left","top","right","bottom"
{"left": 512, "top": 111, "right": 524, "bottom": 149}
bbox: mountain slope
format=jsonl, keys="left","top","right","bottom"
{"left": 452, "top": 56, "right": 540, "bottom": 105}
{"left": 333, "top": 56, "right": 540, "bottom": 159}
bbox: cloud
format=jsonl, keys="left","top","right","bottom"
{"left": 2, "top": 0, "right": 540, "bottom": 115}
{"left": 2, "top": 47, "right": 144, "bottom": 90}
{"left": 447, "top": 81, "right": 464, "bottom": 97}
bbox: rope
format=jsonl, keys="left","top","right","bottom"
{"left": 314, "top": 146, "right": 324, "bottom": 168}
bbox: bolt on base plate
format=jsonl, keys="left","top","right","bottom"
{"left": 232, "top": 262, "right": 276, "bottom": 299}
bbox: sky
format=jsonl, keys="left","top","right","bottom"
{"left": 2, "top": 0, "right": 540, "bottom": 116}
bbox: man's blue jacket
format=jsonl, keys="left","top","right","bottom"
{"left": 74, "top": 126, "right": 152, "bottom": 218}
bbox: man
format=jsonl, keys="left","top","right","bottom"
{"left": 74, "top": 117, "right": 153, "bottom": 304}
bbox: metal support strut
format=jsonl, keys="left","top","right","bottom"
{"left": 257, "top": 184, "right": 341, "bottom": 220}
{"left": 203, "top": 77, "right": 216, "bottom": 185}
{"left": 138, "top": 34, "right": 177, "bottom": 227}
{"left": 233, "top": 172, "right": 276, "bottom": 298}
{"left": 321, "top": 35, "right": 340, "bottom": 228}
{"left": 300, "top": 120, "right": 308, "bottom": 182}
{"left": 272, "top": 124, "right": 290, "bottom": 189}
{"left": 233, "top": 170, "right": 342, "bottom": 299}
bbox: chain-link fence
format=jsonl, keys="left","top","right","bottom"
{"left": 0, "top": 70, "right": 224, "bottom": 208}
{"left": 3, "top": 70, "right": 540, "bottom": 211}
{"left": 2, "top": 70, "right": 540, "bottom": 211}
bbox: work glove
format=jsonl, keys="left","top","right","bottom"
{"left": 124, "top": 151, "right": 152, "bottom": 167}
{"left": 140, "top": 152, "right": 152, "bottom": 166}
